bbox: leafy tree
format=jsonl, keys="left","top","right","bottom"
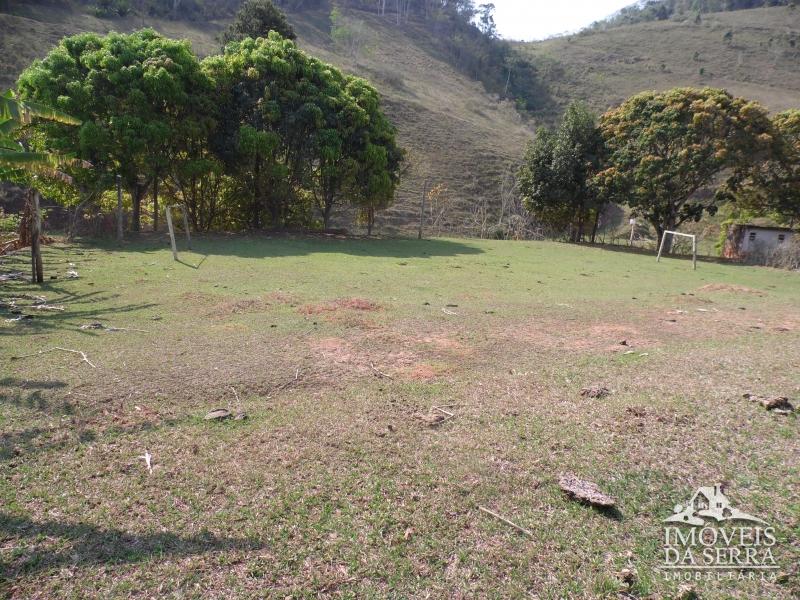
{"left": 17, "top": 29, "right": 214, "bottom": 232}
{"left": 596, "top": 87, "right": 775, "bottom": 244}
{"left": 476, "top": 3, "right": 497, "bottom": 39}
{"left": 719, "top": 109, "right": 800, "bottom": 226}
{"left": 222, "top": 0, "right": 296, "bottom": 45}
{"left": 0, "top": 91, "right": 81, "bottom": 181}
{"left": 204, "top": 33, "right": 402, "bottom": 230}
{"left": 518, "top": 102, "right": 605, "bottom": 242}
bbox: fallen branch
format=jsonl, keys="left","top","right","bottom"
{"left": 11, "top": 346, "right": 96, "bottom": 368}
{"left": 478, "top": 505, "right": 533, "bottom": 538}
{"left": 34, "top": 304, "right": 65, "bottom": 312}
{"left": 370, "top": 362, "right": 394, "bottom": 379}
{"left": 432, "top": 406, "right": 454, "bottom": 417}
{"left": 442, "top": 308, "right": 458, "bottom": 316}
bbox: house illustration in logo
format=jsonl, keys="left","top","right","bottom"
{"left": 664, "top": 484, "right": 768, "bottom": 526}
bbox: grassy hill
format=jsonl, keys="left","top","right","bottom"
{"left": 520, "top": 5, "right": 800, "bottom": 121}
{"left": 0, "top": 1, "right": 532, "bottom": 235}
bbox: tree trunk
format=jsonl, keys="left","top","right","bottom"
{"left": 252, "top": 156, "right": 262, "bottom": 229}
{"left": 590, "top": 209, "right": 601, "bottom": 244}
{"left": 131, "top": 181, "right": 147, "bottom": 233}
{"left": 30, "top": 190, "right": 43, "bottom": 284}
{"left": 152, "top": 178, "right": 159, "bottom": 232}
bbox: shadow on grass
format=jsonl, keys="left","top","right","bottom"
{"left": 82, "top": 232, "right": 485, "bottom": 260}
{"left": 0, "top": 512, "right": 262, "bottom": 579}
{"left": 0, "top": 283, "right": 157, "bottom": 337}
{"left": 587, "top": 242, "right": 731, "bottom": 266}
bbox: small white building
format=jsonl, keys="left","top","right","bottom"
{"left": 723, "top": 224, "right": 796, "bottom": 262}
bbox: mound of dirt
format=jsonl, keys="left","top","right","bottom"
{"left": 299, "top": 298, "right": 380, "bottom": 315}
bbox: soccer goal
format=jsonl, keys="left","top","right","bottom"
{"left": 165, "top": 204, "right": 192, "bottom": 261}
{"left": 656, "top": 230, "right": 697, "bottom": 270}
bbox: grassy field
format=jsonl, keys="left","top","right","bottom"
{"left": 1, "top": 234, "right": 798, "bottom": 598}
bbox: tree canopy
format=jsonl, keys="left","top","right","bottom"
{"left": 221, "top": 0, "right": 297, "bottom": 45}
{"left": 720, "top": 109, "right": 800, "bottom": 226}
{"left": 595, "top": 87, "right": 775, "bottom": 242}
{"left": 14, "top": 28, "right": 402, "bottom": 232}
{"left": 518, "top": 102, "right": 605, "bottom": 241}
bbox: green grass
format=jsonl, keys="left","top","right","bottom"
{"left": 1, "top": 234, "right": 798, "bottom": 598}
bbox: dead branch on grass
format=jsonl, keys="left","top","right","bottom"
{"left": 478, "top": 506, "right": 534, "bottom": 538}
{"left": 11, "top": 346, "right": 96, "bottom": 368}
{"left": 370, "top": 362, "right": 394, "bottom": 379}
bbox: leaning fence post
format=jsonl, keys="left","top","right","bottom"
{"left": 181, "top": 205, "right": 191, "bottom": 250}
{"left": 165, "top": 206, "right": 178, "bottom": 261}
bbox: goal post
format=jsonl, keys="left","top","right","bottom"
{"left": 165, "top": 204, "right": 192, "bottom": 261}
{"left": 657, "top": 230, "right": 697, "bottom": 270}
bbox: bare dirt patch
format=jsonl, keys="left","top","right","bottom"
{"left": 401, "top": 363, "right": 440, "bottom": 381}
{"left": 697, "top": 283, "right": 765, "bottom": 295}
{"left": 309, "top": 336, "right": 417, "bottom": 378}
{"left": 298, "top": 297, "right": 381, "bottom": 315}
{"left": 501, "top": 318, "right": 659, "bottom": 353}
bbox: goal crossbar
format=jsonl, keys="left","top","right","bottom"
{"left": 656, "top": 230, "right": 697, "bottom": 270}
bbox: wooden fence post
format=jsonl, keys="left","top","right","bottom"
{"left": 181, "top": 205, "right": 191, "bottom": 250}
{"left": 165, "top": 206, "right": 178, "bottom": 261}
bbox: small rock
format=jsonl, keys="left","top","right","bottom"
{"left": 66, "top": 270, "right": 79, "bottom": 279}
{"left": 744, "top": 394, "right": 794, "bottom": 413}
{"left": 234, "top": 412, "right": 248, "bottom": 421}
{"left": 204, "top": 408, "right": 232, "bottom": 421}
{"left": 619, "top": 340, "right": 628, "bottom": 346}
{"left": 558, "top": 473, "right": 616, "bottom": 508}
{"left": 416, "top": 413, "right": 446, "bottom": 427}
{"left": 761, "top": 397, "right": 794, "bottom": 412}
{"left": 580, "top": 385, "right": 610, "bottom": 399}
{"left": 618, "top": 568, "right": 636, "bottom": 586}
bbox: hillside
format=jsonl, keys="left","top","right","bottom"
{"left": 2, "top": 2, "right": 799, "bottom": 237}
{"left": 0, "top": 1, "right": 532, "bottom": 234}
{"left": 592, "top": 0, "right": 793, "bottom": 30}
{"left": 520, "top": 5, "right": 800, "bottom": 121}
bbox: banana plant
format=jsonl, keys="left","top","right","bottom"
{"left": 0, "top": 90, "right": 84, "bottom": 182}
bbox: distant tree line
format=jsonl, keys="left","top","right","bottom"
{"left": 519, "top": 88, "right": 800, "bottom": 245}
{"left": 591, "top": 0, "right": 792, "bottom": 30}
{"left": 13, "top": 2, "right": 403, "bottom": 232}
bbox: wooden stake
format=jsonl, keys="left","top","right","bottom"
{"left": 166, "top": 207, "right": 178, "bottom": 261}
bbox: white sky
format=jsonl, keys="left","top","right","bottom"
{"left": 491, "top": 0, "right": 636, "bottom": 41}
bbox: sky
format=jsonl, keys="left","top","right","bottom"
{"left": 491, "top": 0, "right": 636, "bottom": 41}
